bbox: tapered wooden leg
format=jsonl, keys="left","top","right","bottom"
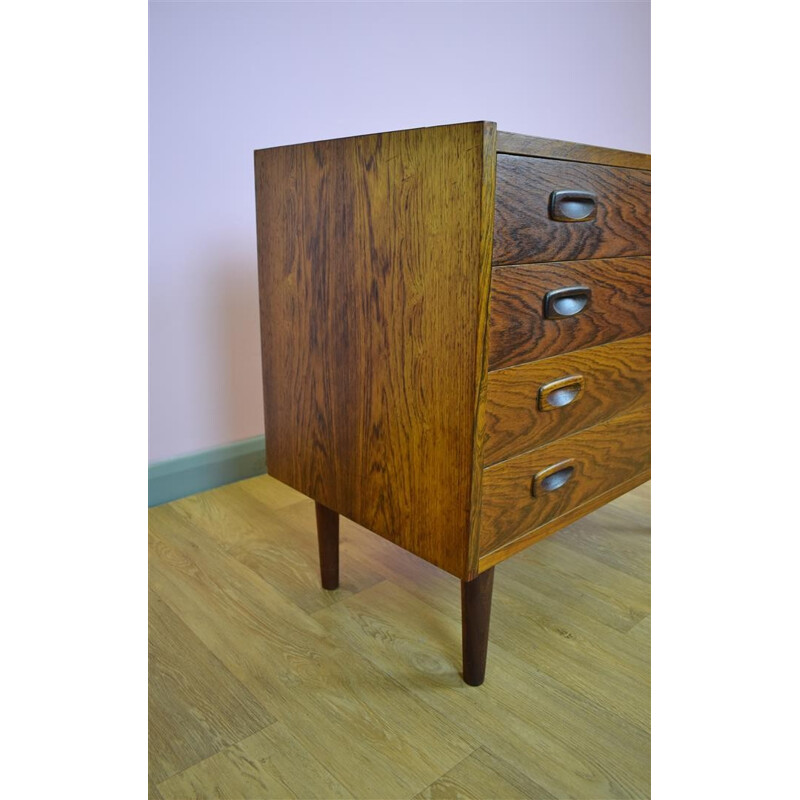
{"left": 315, "top": 502, "right": 339, "bottom": 590}
{"left": 461, "top": 567, "right": 495, "bottom": 686}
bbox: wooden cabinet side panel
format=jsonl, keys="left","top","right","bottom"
{"left": 255, "top": 123, "right": 491, "bottom": 578}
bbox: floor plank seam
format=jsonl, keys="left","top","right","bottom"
{"left": 410, "top": 747, "right": 483, "bottom": 800}
{"left": 153, "top": 719, "right": 280, "bottom": 791}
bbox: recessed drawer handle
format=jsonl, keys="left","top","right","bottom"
{"left": 544, "top": 286, "right": 592, "bottom": 319}
{"left": 538, "top": 375, "right": 585, "bottom": 412}
{"left": 532, "top": 459, "right": 576, "bottom": 497}
{"left": 549, "top": 190, "right": 597, "bottom": 222}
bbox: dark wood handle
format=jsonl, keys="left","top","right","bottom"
{"left": 549, "top": 190, "right": 597, "bottom": 222}
{"left": 544, "top": 286, "right": 592, "bottom": 319}
{"left": 532, "top": 459, "right": 576, "bottom": 497}
{"left": 538, "top": 375, "right": 585, "bottom": 412}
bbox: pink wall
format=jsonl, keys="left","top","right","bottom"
{"left": 148, "top": 0, "right": 650, "bottom": 463}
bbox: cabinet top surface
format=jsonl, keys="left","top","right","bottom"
{"left": 254, "top": 121, "right": 650, "bottom": 170}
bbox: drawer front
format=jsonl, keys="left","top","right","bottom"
{"left": 485, "top": 334, "right": 650, "bottom": 466}
{"left": 489, "top": 257, "right": 650, "bottom": 371}
{"left": 479, "top": 404, "right": 650, "bottom": 556}
{"left": 493, "top": 155, "right": 650, "bottom": 266}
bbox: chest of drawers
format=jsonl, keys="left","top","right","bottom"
{"left": 255, "top": 121, "right": 650, "bottom": 685}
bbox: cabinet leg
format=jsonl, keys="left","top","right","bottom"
{"left": 461, "top": 567, "right": 495, "bottom": 686}
{"left": 314, "top": 502, "right": 339, "bottom": 590}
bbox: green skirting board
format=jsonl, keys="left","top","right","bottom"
{"left": 149, "top": 435, "right": 267, "bottom": 507}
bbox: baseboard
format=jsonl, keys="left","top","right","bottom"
{"left": 149, "top": 435, "right": 267, "bottom": 507}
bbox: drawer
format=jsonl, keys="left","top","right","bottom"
{"left": 492, "top": 155, "right": 650, "bottom": 266}
{"left": 485, "top": 334, "right": 650, "bottom": 466}
{"left": 488, "top": 257, "right": 650, "bottom": 370}
{"left": 479, "top": 404, "right": 650, "bottom": 556}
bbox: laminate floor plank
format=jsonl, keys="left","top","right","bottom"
{"left": 491, "top": 570, "right": 650, "bottom": 670}
{"left": 313, "top": 579, "right": 650, "bottom": 799}
{"left": 488, "top": 575, "right": 651, "bottom": 715}
{"left": 149, "top": 476, "right": 650, "bottom": 799}
{"left": 148, "top": 588, "right": 276, "bottom": 784}
{"left": 502, "top": 536, "right": 650, "bottom": 632}
{"left": 552, "top": 501, "right": 651, "bottom": 581}
{"left": 627, "top": 615, "right": 651, "bottom": 647}
{"left": 158, "top": 722, "right": 351, "bottom": 800}
{"left": 237, "top": 472, "right": 308, "bottom": 511}
{"left": 149, "top": 504, "right": 476, "bottom": 799}
{"left": 169, "top": 483, "right": 385, "bottom": 614}
{"left": 414, "top": 747, "right": 555, "bottom": 800}
{"left": 148, "top": 776, "right": 164, "bottom": 800}
{"left": 611, "top": 480, "right": 651, "bottom": 518}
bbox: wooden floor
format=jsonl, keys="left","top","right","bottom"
{"left": 149, "top": 475, "right": 650, "bottom": 800}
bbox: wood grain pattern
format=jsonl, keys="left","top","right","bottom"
{"left": 148, "top": 589, "right": 275, "bottom": 785}
{"left": 488, "top": 563, "right": 651, "bottom": 733}
{"left": 313, "top": 567, "right": 650, "bottom": 797}
{"left": 485, "top": 334, "right": 651, "bottom": 465}
{"left": 492, "top": 155, "right": 650, "bottom": 265}
{"left": 480, "top": 404, "right": 650, "bottom": 556}
{"left": 167, "top": 481, "right": 385, "bottom": 615}
{"left": 415, "top": 747, "right": 555, "bottom": 800}
{"left": 157, "top": 723, "right": 352, "bottom": 800}
{"left": 150, "top": 474, "right": 650, "bottom": 799}
{"left": 150, "top": 502, "right": 476, "bottom": 798}
{"left": 552, "top": 494, "right": 652, "bottom": 581}
{"left": 488, "top": 257, "right": 651, "bottom": 370}
{"left": 253, "top": 123, "right": 652, "bottom": 686}
{"left": 478, "top": 470, "right": 650, "bottom": 572}
{"left": 497, "top": 131, "right": 651, "bottom": 170}
{"left": 255, "top": 122, "right": 496, "bottom": 580}
{"left": 466, "top": 122, "right": 498, "bottom": 579}
{"left": 498, "top": 535, "right": 650, "bottom": 637}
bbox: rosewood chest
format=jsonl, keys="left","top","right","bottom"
{"left": 254, "top": 121, "right": 650, "bottom": 685}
